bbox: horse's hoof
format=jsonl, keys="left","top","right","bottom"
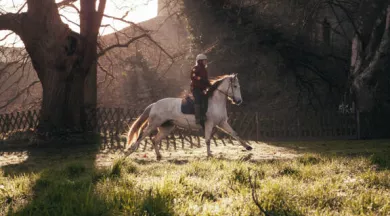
{"left": 129, "top": 146, "right": 137, "bottom": 153}
{"left": 156, "top": 155, "right": 162, "bottom": 161}
{"left": 207, "top": 153, "right": 213, "bottom": 158}
{"left": 246, "top": 146, "right": 253, "bottom": 151}
{"left": 125, "top": 150, "right": 133, "bottom": 156}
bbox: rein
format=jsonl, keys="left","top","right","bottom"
{"left": 215, "top": 77, "right": 235, "bottom": 102}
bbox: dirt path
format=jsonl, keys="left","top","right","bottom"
{"left": 2, "top": 139, "right": 389, "bottom": 169}
{"left": 98, "top": 141, "right": 298, "bottom": 166}
{"left": 0, "top": 141, "right": 299, "bottom": 169}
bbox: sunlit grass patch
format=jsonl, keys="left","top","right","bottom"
{"left": 1, "top": 144, "right": 390, "bottom": 215}
{"left": 369, "top": 152, "right": 390, "bottom": 170}
{"left": 298, "top": 153, "right": 322, "bottom": 165}
{"left": 348, "top": 190, "right": 390, "bottom": 215}
{"left": 6, "top": 167, "right": 105, "bottom": 215}
{"left": 109, "top": 157, "right": 138, "bottom": 178}
{"left": 361, "top": 170, "right": 390, "bottom": 189}
{"left": 184, "top": 160, "right": 214, "bottom": 178}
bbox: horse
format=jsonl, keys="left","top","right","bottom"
{"left": 125, "top": 73, "right": 253, "bottom": 160}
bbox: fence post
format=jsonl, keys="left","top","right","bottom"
{"left": 5, "top": 114, "right": 10, "bottom": 133}
{"left": 115, "top": 108, "right": 120, "bottom": 136}
{"left": 27, "top": 110, "right": 34, "bottom": 129}
{"left": 88, "top": 107, "right": 97, "bottom": 132}
{"left": 255, "top": 112, "right": 259, "bottom": 141}
{"left": 272, "top": 113, "right": 276, "bottom": 138}
{"left": 297, "top": 117, "right": 301, "bottom": 140}
{"left": 356, "top": 110, "right": 360, "bottom": 140}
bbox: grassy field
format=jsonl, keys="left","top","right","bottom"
{"left": 0, "top": 140, "right": 390, "bottom": 215}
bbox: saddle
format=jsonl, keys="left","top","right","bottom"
{"left": 180, "top": 93, "right": 209, "bottom": 116}
{"left": 181, "top": 94, "right": 195, "bottom": 114}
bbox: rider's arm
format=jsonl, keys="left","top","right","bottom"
{"left": 191, "top": 66, "right": 211, "bottom": 87}
{"left": 191, "top": 68, "right": 201, "bottom": 81}
{"left": 201, "top": 68, "right": 212, "bottom": 87}
{"left": 200, "top": 78, "right": 211, "bottom": 87}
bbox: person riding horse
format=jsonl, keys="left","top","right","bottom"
{"left": 191, "top": 53, "right": 212, "bottom": 127}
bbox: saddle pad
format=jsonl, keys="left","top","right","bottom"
{"left": 181, "top": 96, "right": 195, "bottom": 114}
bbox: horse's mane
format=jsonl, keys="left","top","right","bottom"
{"left": 206, "top": 75, "right": 232, "bottom": 98}
{"left": 180, "top": 74, "right": 233, "bottom": 99}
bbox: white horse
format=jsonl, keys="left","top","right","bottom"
{"left": 125, "top": 74, "right": 253, "bottom": 160}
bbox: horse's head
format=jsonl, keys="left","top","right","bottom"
{"left": 208, "top": 73, "right": 243, "bottom": 105}
{"left": 226, "top": 73, "right": 242, "bottom": 105}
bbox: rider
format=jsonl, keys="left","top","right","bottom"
{"left": 191, "top": 53, "right": 212, "bottom": 127}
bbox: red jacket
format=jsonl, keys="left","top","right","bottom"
{"left": 190, "top": 64, "right": 211, "bottom": 91}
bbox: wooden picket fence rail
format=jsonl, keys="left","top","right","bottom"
{"left": 0, "top": 108, "right": 357, "bottom": 149}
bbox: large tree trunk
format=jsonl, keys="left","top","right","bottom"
{"left": 15, "top": 0, "right": 105, "bottom": 138}
{"left": 38, "top": 66, "right": 86, "bottom": 134}
{"left": 350, "top": 2, "right": 390, "bottom": 112}
{"left": 84, "top": 63, "right": 97, "bottom": 109}
{"left": 14, "top": 1, "right": 86, "bottom": 137}
{"left": 349, "top": 2, "right": 390, "bottom": 138}
{"left": 0, "top": 0, "right": 107, "bottom": 141}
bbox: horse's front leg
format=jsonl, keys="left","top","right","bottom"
{"left": 219, "top": 120, "right": 253, "bottom": 151}
{"left": 204, "top": 121, "right": 214, "bottom": 157}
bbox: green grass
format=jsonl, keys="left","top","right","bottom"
{"left": 1, "top": 142, "right": 390, "bottom": 215}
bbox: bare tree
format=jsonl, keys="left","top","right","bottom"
{"left": 0, "top": 0, "right": 172, "bottom": 139}
{"left": 348, "top": 0, "right": 390, "bottom": 112}
{"left": 0, "top": 0, "right": 106, "bottom": 135}
{"left": 0, "top": 43, "right": 40, "bottom": 112}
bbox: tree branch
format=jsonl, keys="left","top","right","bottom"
{"left": 332, "top": 0, "right": 362, "bottom": 41}
{"left": 17, "top": 2, "right": 27, "bottom": 14}
{"left": 365, "top": 6, "right": 388, "bottom": 61}
{"left": 328, "top": 0, "right": 351, "bottom": 43}
{"left": 60, "top": 14, "right": 80, "bottom": 27}
{"left": 97, "top": 33, "right": 148, "bottom": 57}
{"left": 358, "top": 5, "right": 390, "bottom": 81}
{"left": 96, "top": 0, "right": 107, "bottom": 32}
{"left": 0, "top": 13, "right": 23, "bottom": 34}
{"left": 145, "top": 35, "right": 174, "bottom": 61}
{"left": 0, "top": 81, "right": 40, "bottom": 111}
{"left": 103, "top": 13, "right": 149, "bottom": 33}
{"left": 248, "top": 169, "right": 273, "bottom": 216}
{"left": 60, "top": 3, "right": 80, "bottom": 14}
{"left": 102, "top": 13, "right": 174, "bottom": 61}
{"left": 97, "top": 61, "right": 114, "bottom": 79}
{"left": 0, "top": 32, "right": 15, "bottom": 42}
{"left": 95, "top": 0, "right": 106, "bottom": 34}
{"left": 57, "top": 0, "right": 77, "bottom": 8}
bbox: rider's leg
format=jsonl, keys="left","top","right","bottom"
{"left": 192, "top": 88, "right": 202, "bottom": 125}
{"left": 199, "top": 93, "right": 206, "bottom": 129}
{"left": 200, "top": 92, "right": 208, "bottom": 121}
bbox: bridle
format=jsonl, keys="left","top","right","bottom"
{"left": 216, "top": 76, "right": 237, "bottom": 103}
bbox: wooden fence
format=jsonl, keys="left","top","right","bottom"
{"left": 0, "top": 108, "right": 357, "bottom": 149}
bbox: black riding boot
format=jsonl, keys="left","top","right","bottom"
{"left": 194, "top": 104, "right": 201, "bottom": 125}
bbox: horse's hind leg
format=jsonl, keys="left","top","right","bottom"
{"left": 204, "top": 121, "right": 215, "bottom": 157}
{"left": 152, "top": 124, "right": 175, "bottom": 160}
{"left": 128, "top": 123, "right": 157, "bottom": 153}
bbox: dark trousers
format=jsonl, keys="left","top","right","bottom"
{"left": 192, "top": 88, "right": 204, "bottom": 105}
{"left": 192, "top": 88, "right": 207, "bottom": 115}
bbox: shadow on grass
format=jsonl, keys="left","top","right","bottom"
{"left": 1, "top": 133, "right": 102, "bottom": 177}
{"left": 368, "top": 152, "right": 390, "bottom": 170}
{"left": 263, "top": 139, "right": 390, "bottom": 168}
{"left": 0, "top": 134, "right": 175, "bottom": 216}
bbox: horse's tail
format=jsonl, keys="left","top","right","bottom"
{"left": 126, "top": 103, "right": 153, "bottom": 150}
